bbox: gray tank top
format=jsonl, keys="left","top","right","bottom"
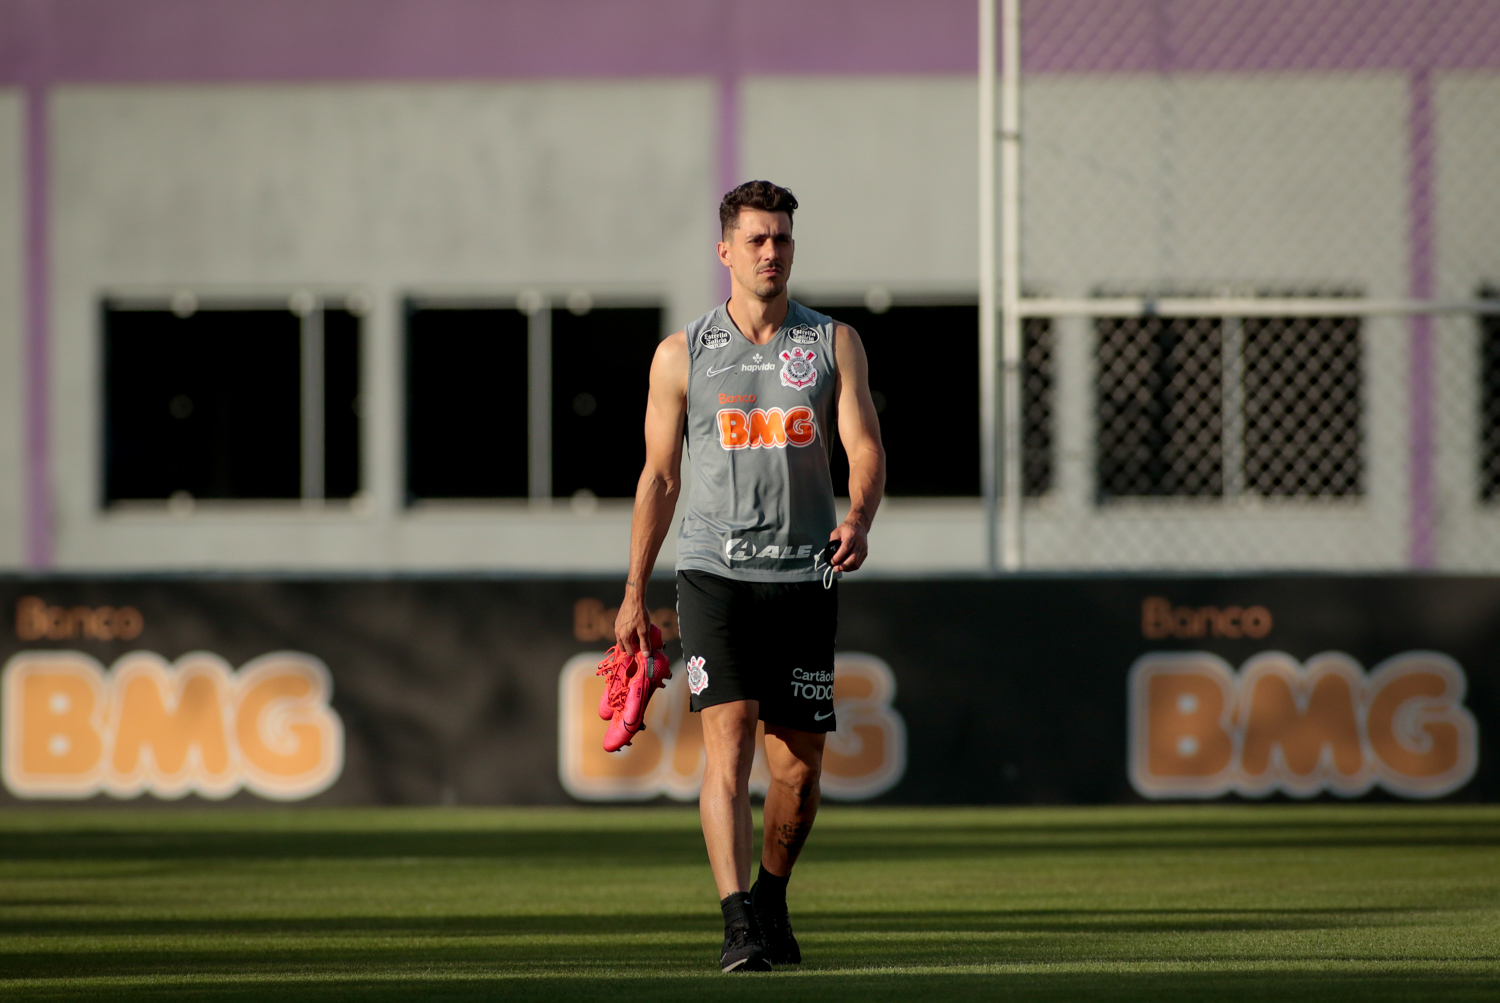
{"left": 675, "top": 300, "right": 840, "bottom": 583}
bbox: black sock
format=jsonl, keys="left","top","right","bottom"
{"left": 754, "top": 864, "right": 789, "bottom": 909}
{"left": 720, "top": 892, "right": 754, "bottom": 931}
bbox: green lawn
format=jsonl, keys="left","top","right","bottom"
{"left": 1, "top": 804, "right": 1497, "bottom": 1001}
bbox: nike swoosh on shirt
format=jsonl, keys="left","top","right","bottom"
{"left": 813, "top": 710, "right": 834, "bottom": 721}
{"left": 706, "top": 364, "right": 736, "bottom": 377}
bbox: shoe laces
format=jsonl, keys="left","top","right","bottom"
{"left": 596, "top": 647, "right": 634, "bottom": 711}
{"left": 723, "top": 923, "right": 763, "bottom": 952}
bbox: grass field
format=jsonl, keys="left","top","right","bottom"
{"left": 1, "top": 805, "right": 1498, "bottom": 1001}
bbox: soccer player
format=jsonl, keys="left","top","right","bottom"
{"left": 614, "top": 180, "right": 886, "bottom": 972}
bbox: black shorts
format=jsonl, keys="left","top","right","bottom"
{"left": 676, "top": 570, "right": 838, "bottom": 733}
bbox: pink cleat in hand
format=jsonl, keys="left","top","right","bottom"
{"left": 598, "top": 625, "right": 670, "bottom": 753}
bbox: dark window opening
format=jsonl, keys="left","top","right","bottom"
{"left": 1097, "top": 316, "right": 1224, "bottom": 499}
{"left": 104, "top": 305, "right": 359, "bottom": 503}
{"left": 1242, "top": 315, "right": 1361, "bottom": 497}
{"left": 1096, "top": 311, "right": 1362, "bottom": 501}
{"left": 406, "top": 306, "right": 529, "bottom": 500}
{"left": 808, "top": 304, "right": 1052, "bottom": 498}
{"left": 552, "top": 307, "right": 661, "bottom": 499}
{"left": 324, "top": 309, "right": 362, "bottom": 500}
{"left": 1021, "top": 317, "right": 1055, "bottom": 497}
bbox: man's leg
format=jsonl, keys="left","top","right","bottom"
{"left": 752, "top": 725, "right": 824, "bottom": 965}
{"left": 699, "top": 700, "right": 760, "bottom": 897}
{"left": 761, "top": 725, "right": 825, "bottom": 875}
{"left": 700, "top": 699, "right": 771, "bottom": 971}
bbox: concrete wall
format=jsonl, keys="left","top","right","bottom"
{"left": 0, "top": 90, "right": 23, "bottom": 569}
{"left": 47, "top": 81, "right": 716, "bottom": 571}
{"left": 12, "top": 70, "right": 1500, "bottom": 573}
{"left": 1435, "top": 74, "right": 1500, "bottom": 569}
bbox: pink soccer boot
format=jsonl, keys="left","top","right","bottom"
{"left": 602, "top": 627, "right": 670, "bottom": 753}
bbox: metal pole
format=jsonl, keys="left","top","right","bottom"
{"left": 526, "top": 294, "right": 552, "bottom": 504}
{"left": 299, "top": 296, "right": 325, "bottom": 503}
{"left": 978, "top": 0, "right": 999, "bottom": 573}
{"left": 998, "top": 0, "right": 1022, "bottom": 571}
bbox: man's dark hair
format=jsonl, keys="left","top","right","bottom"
{"left": 719, "top": 180, "right": 798, "bottom": 239}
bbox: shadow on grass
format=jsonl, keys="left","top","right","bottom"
{"left": 0, "top": 905, "right": 1461, "bottom": 983}
{"left": 6, "top": 969, "right": 1500, "bottom": 1003}
{"left": 0, "top": 905, "right": 1421, "bottom": 941}
{"left": 2, "top": 819, "right": 1498, "bottom": 863}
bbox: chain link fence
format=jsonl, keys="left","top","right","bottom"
{"left": 1006, "top": 0, "right": 1500, "bottom": 571}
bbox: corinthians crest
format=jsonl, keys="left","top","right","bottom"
{"left": 779, "top": 346, "right": 818, "bottom": 391}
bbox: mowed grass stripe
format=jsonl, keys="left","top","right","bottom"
{"left": 0, "top": 805, "right": 1497, "bottom": 1000}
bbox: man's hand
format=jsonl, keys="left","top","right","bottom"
{"left": 827, "top": 519, "right": 870, "bottom": 572}
{"left": 614, "top": 586, "right": 654, "bottom": 655}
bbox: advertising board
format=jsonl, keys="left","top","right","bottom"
{"left": 0, "top": 577, "right": 1494, "bottom": 805}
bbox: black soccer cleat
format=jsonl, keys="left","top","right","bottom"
{"left": 720, "top": 923, "right": 772, "bottom": 973}
{"left": 751, "top": 879, "right": 801, "bottom": 965}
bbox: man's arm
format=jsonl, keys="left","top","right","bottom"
{"left": 828, "top": 324, "right": 886, "bottom": 571}
{"left": 614, "top": 331, "right": 689, "bottom": 653}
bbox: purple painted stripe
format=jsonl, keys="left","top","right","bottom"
{"left": 1025, "top": 0, "right": 1500, "bottom": 74}
{"left": 1, "top": 0, "right": 1498, "bottom": 84}
{"left": 23, "top": 84, "right": 53, "bottom": 569}
{"left": 1406, "top": 69, "right": 1437, "bottom": 569}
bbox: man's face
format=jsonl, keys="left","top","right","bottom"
{"left": 718, "top": 209, "right": 794, "bottom": 300}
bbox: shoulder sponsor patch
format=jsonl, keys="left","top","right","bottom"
{"left": 787, "top": 325, "right": 820, "bottom": 345}
{"left": 700, "top": 327, "right": 732, "bottom": 350}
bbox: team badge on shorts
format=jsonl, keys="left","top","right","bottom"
{"left": 687, "top": 655, "right": 709, "bottom": 695}
{"left": 700, "top": 327, "right": 732, "bottom": 350}
{"left": 787, "top": 325, "right": 819, "bottom": 345}
{"left": 779, "top": 347, "right": 818, "bottom": 391}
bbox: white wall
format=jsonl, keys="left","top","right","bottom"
{"left": 29, "top": 72, "right": 1500, "bottom": 573}
{"left": 47, "top": 81, "right": 718, "bottom": 571}
{"left": 0, "top": 90, "right": 23, "bottom": 568}
{"left": 1434, "top": 73, "right": 1500, "bottom": 569}
{"left": 741, "top": 76, "right": 978, "bottom": 299}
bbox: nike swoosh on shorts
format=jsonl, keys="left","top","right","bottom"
{"left": 814, "top": 710, "right": 834, "bottom": 721}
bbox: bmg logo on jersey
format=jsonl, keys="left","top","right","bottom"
{"left": 718, "top": 407, "right": 817, "bottom": 450}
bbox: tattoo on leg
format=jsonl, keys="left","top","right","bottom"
{"left": 777, "top": 821, "right": 813, "bottom": 853}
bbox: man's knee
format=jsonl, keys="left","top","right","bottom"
{"left": 769, "top": 749, "right": 822, "bottom": 797}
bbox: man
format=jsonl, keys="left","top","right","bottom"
{"left": 614, "top": 180, "right": 886, "bottom": 972}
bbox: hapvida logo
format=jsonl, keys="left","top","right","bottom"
{"left": 559, "top": 653, "right": 905, "bottom": 802}
{"left": 1129, "top": 650, "right": 1477, "bottom": 799}
{"left": 2, "top": 650, "right": 344, "bottom": 801}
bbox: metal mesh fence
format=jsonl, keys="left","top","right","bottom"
{"left": 1005, "top": 0, "right": 1500, "bottom": 571}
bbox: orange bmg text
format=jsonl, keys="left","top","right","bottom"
{"left": 2, "top": 650, "right": 344, "bottom": 800}
{"left": 1129, "top": 651, "right": 1477, "bottom": 799}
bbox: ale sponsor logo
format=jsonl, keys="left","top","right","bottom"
{"left": 787, "top": 325, "right": 819, "bottom": 345}
{"left": 700, "top": 327, "right": 732, "bottom": 350}
{"left": 718, "top": 407, "right": 817, "bottom": 450}
{"left": 558, "top": 652, "right": 905, "bottom": 802}
{"left": 2, "top": 650, "right": 344, "bottom": 801}
{"left": 1129, "top": 650, "right": 1477, "bottom": 799}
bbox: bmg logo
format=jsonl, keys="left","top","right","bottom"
{"left": 1129, "top": 651, "right": 1477, "bottom": 799}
